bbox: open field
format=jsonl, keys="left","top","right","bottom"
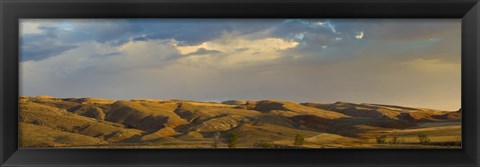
{"left": 19, "top": 96, "right": 461, "bottom": 149}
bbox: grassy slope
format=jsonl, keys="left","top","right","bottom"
{"left": 105, "top": 100, "right": 188, "bottom": 132}
{"left": 302, "top": 102, "right": 452, "bottom": 121}
{"left": 19, "top": 123, "right": 108, "bottom": 147}
{"left": 19, "top": 99, "right": 143, "bottom": 143}
{"left": 18, "top": 96, "right": 461, "bottom": 148}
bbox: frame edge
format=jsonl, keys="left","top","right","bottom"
{"left": 1, "top": 0, "right": 480, "bottom": 167}
{"left": 462, "top": 1, "right": 480, "bottom": 166}
{"left": 1, "top": 0, "right": 5, "bottom": 165}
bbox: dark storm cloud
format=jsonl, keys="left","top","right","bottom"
{"left": 20, "top": 19, "right": 282, "bottom": 61}
{"left": 20, "top": 32, "right": 77, "bottom": 61}
{"left": 126, "top": 19, "right": 282, "bottom": 45}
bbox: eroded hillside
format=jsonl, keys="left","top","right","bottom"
{"left": 19, "top": 96, "right": 461, "bottom": 148}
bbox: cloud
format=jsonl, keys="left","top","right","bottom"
{"left": 354, "top": 31, "right": 364, "bottom": 39}
{"left": 295, "top": 32, "right": 307, "bottom": 40}
{"left": 324, "top": 21, "right": 340, "bottom": 34}
{"left": 175, "top": 34, "right": 299, "bottom": 66}
{"left": 20, "top": 33, "right": 77, "bottom": 61}
{"left": 20, "top": 19, "right": 286, "bottom": 61}
{"left": 19, "top": 19, "right": 461, "bottom": 110}
{"left": 20, "top": 21, "right": 43, "bottom": 34}
{"left": 184, "top": 48, "right": 222, "bottom": 56}
{"left": 309, "top": 20, "right": 339, "bottom": 34}
{"left": 21, "top": 44, "right": 76, "bottom": 61}
{"left": 311, "top": 21, "right": 325, "bottom": 27}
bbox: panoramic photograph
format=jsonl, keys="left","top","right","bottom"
{"left": 19, "top": 19, "right": 461, "bottom": 149}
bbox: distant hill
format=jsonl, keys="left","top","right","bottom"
{"left": 301, "top": 102, "right": 452, "bottom": 121}
{"left": 18, "top": 96, "right": 461, "bottom": 148}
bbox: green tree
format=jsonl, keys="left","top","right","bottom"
{"left": 376, "top": 135, "right": 387, "bottom": 144}
{"left": 227, "top": 131, "right": 239, "bottom": 148}
{"left": 418, "top": 133, "right": 430, "bottom": 145}
{"left": 294, "top": 134, "right": 305, "bottom": 146}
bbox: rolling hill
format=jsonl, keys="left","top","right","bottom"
{"left": 18, "top": 96, "right": 461, "bottom": 148}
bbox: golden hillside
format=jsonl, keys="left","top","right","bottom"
{"left": 19, "top": 96, "right": 461, "bottom": 148}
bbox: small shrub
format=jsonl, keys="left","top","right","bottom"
{"left": 212, "top": 132, "right": 221, "bottom": 148}
{"left": 32, "top": 120, "right": 41, "bottom": 125}
{"left": 227, "top": 131, "right": 239, "bottom": 148}
{"left": 294, "top": 134, "right": 305, "bottom": 146}
{"left": 389, "top": 135, "right": 400, "bottom": 144}
{"left": 418, "top": 133, "right": 430, "bottom": 145}
{"left": 376, "top": 135, "right": 387, "bottom": 144}
{"left": 54, "top": 135, "right": 71, "bottom": 143}
{"left": 253, "top": 140, "right": 275, "bottom": 148}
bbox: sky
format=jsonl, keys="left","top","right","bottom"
{"left": 19, "top": 19, "right": 461, "bottom": 111}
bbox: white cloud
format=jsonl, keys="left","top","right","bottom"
{"left": 295, "top": 32, "right": 307, "bottom": 40}
{"left": 311, "top": 21, "right": 325, "bottom": 27}
{"left": 175, "top": 34, "right": 299, "bottom": 66}
{"left": 326, "top": 22, "right": 340, "bottom": 34}
{"left": 20, "top": 34, "right": 301, "bottom": 98}
{"left": 310, "top": 20, "right": 340, "bottom": 34}
{"left": 355, "top": 31, "right": 364, "bottom": 39}
{"left": 20, "top": 21, "right": 44, "bottom": 34}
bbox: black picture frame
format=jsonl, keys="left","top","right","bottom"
{"left": 1, "top": 0, "right": 479, "bottom": 166}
